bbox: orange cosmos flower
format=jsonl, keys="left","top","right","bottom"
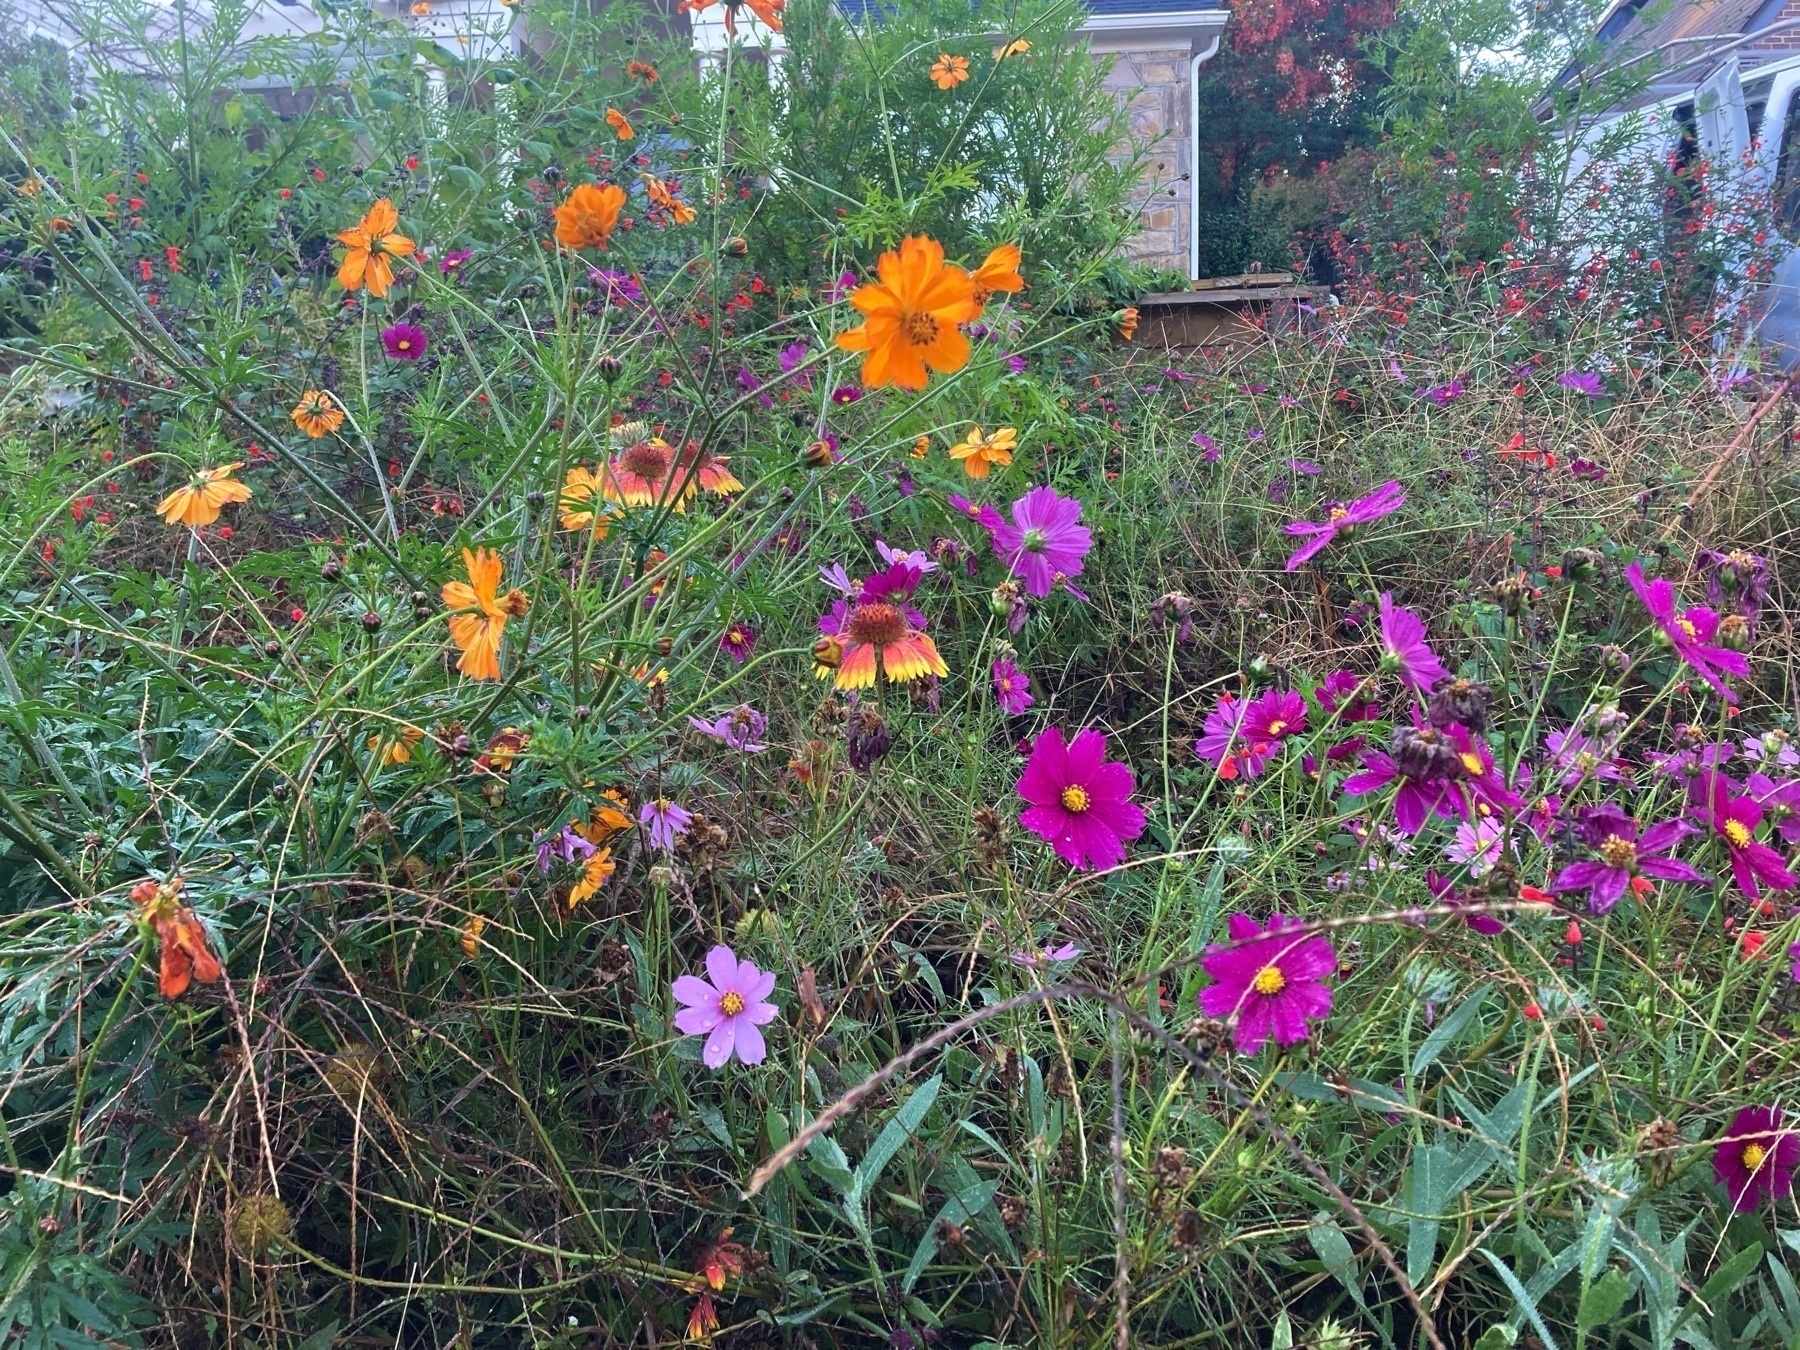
{"left": 827, "top": 599, "right": 948, "bottom": 691}
{"left": 680, "top": 0, "right": 781, "bottom": 36}
{"left": 912, "top": 435, "right": 931, "bottom": 459}
{"left": 554, "top": 182, "right": 626, "bottom": 251}
{"left": 605, "top": 108, "right": 635, "bottom": 140}
{"left": 367, "top": 724, "right": 424, "bottom": 765}
{"left": 291, "top": 390, "right": 344, "bottom": 438}
{"left": 970, "top": 243, "right": 1024, "bottom": 304}
{"left": 574, "top": 789, "right": 634, "bottom": 846}
{"left": 157, "top": 463, "right": 252, "bottom": 528}
{"left": 1118, "top": 306, "right": 1140, "bottom": 340}
{"left": 557, "top": 465, "right": 614, "bottom": 534}
{"left": 132, "top": 877, "right": 223, "bottom": 1000}
{"left": 336, "top": 198, "right": 414, "bottom": 298}
{"left": 568, "top": 848, "right": 616, "bottom": 907}
{"left": 994, "top": 37, "right": 1030, "bottom": 59}
{"left": 627, "top": 59, "right": 659, "bottom": 81}
{"left": 948, "top": 425, "right": 1016, "bottom": 479}
{"left": 460, "top": 913, "right": 485, "bottom": 956}
{"left": 930, "top": 53, "right": 970, "bottom": 88}
{"left": 441, "top": 547, "right": 529, "bottom": 681}
{"left": 641, "top": 174, "right": 696, "bottom": 226}
{"left": 834, "top": 236, "right": 980, "bottom": 391}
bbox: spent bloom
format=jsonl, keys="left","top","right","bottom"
{"left": 1626, "top": 562, "right": 1749, "bottom": 703}
{"left": 1281, "top": 482, "right": 1404, "bottom": 572}
{"left": 1016, "top": 727, "right": 1146, "bottom": 871}
{"left": 132, "top": 878, "right": 224, "bottom": 1000}
{"left": 1200, "top": 914, "right": 1335, "bottom": 1055}
{"left": 1697, "top": 549, "right": 1771, "bottom": 623}
{"left": 991, "top": 657, "right": 1033, "bottom": 714}
{"left": 1549, "top": 804, "right": 1706, "bottom": 914}
{"left": 689, "top": 705, "right": 770, "bottom": 754}
{"left": 640, "top": 798, "right": 694, "bottom": 852}
{"left": 672, "top": 946, "right": 779, "bottom": 1068}
{"left": 991, "top": 486, "right": 1091, "bottom": 598}
{"left": 1195, "top": 688, "right": 1306, "bottom": 781}
{"left": 1378, "top": 594, "right": 1450, "bottom": 694}
{"left": 1713, "top": 1106, "right": 1799, "bottom": 1212}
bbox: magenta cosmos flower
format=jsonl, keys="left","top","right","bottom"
{"left": 381, "top": 322, "right": 428, "bottom": 360}
{"left": 991, "top": 658, "right": 1033, "bottom": 714}
{"left": 1282, "top": 480, "right": 1404, "bottom": 572}
{"left": 1016, "top": 727, "right": 1145, "bottom": 871}
{"left": 1689, "top": 772, "right": 1796, "bottom": 900}
{"left": 640, "top": 797, "right": 694, "bottom": 852}
{"left": 719, "top": 620, "right": 757, "bottom": 663}
{"left": 1195, "top": 688, "right": 1306, "bottom": 780}
{"left": 1200, "top": 913, "right": 1335, "bottom": 1054}
{"left": 1550, "top": 804, "right": 1706, "bottom": 915}
{"left": 673, "top": 945, "right": 779, "bottom": 1068}
{"left": 1626, "top": 562, "right": 1749, "bottom": 703}
{"left": 689, "top": 705, "right": 768, "bottom": 754}
{"left": 1713, "top": 1105, "right": 1799, "bottom": 1212}
{"left": 991, "top": 487, "right": 1092, "bottom": 599}
{"left": 1379, "top": 593, "right": 1450, "bottom": 694}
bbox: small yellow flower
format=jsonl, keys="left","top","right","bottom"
{"left": 157, "top": 463, "right": 253, "bottom": 528}
{"left": 947, "top": 425, "right": 1017, "bottom": 479}
{"left": 568, "top": 849, "right": 616, "bottom": 907}
{"left": 994, "top": 38, "right": 1030, "bottom": 60}
{"left": 367, "top": 724, "right": 424, "bottom": 765}
{"left": 291, "top": 390, "right": 344, "bottom": 438}
{"left": 558, "top": 465, "right": 614, "bottom": 535}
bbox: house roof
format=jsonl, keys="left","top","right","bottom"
{"left": 1581, "top": 0, "right": 1791, "bottom": 94}
{"left": 832, "top": 0, "right": 1223, "bottom": 21}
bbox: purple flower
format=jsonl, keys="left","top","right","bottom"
{"left": 1425, "top": 868, "right": 1505, "bottom": 935}
{"left": 1713, "top": 1105, "right": 1799, "bottom": 1212}
{"left": 640, "top": 798, "right": 694, "bottom": 852}
{"left": 1550, "top": 805, "right": 1706, "bottom": 914}
{"left": 1744, "top": 772, "right": 1800, "bottom": 844}
{"left": 1690, "top": 771, "right": 1796, "bottom": 900}
{"left": 672, "top": 945, "right": 779, "bottom": 1068}
{"left": 690, "top": 705, "right": 769, "bottom": 754}
{"left": 1193, "top": 432, "right": 1220, "bottom": 463}
{"left": 381, "top": 322, "right": 428, "bottom": 360}
{"left": 1697, "top": 549, "right": 1770, "bottom": 623}
{"left": 1378, "top": 594, "right": 1449, "bottom": 694}
{"left": 1247, "top": 428, "right": 1266, "bottom": 442}
{"left": 1316, "top": 670, "right": 1380, "bottom": 722}
{"left": 819, "top": 562, "right": 858, "bottom": 597}
{"left": 588, "top": 267, "right": 642, "bottom": 304}
{"left": 876, "top": 539, "right": 937, "bottom": 574}
{"left": 1285, "top": 458, "right": 1323, "bottom": 475}
{"left": 1418, "top": 379, "right": 1465, "bottom": 405}
{"left": 1199, "top": 913, "right": 1335, "bottom": 1054}
{"left": 535, "top": 825, "right": 596, "bottom": 874}
{"left": 1005, "top": 353, "right": 1027, "bottom": 374}
{"left": 1627, "top": 562, "right": 1749, "bottom": 703}
{"left": 992, "top": 487, "right": 1092, "bottom": 599}
{"left": 1016, "top": 727, "right": 1145, "bottom": 872}
{"left": 1569, "top": 458, "right": 1605, "bottom": 482}
{"left": 1283, "top": 481, "right": 1405, "bottom": 571}
{"left": 778, "top": 340, "right": 811, "bottom": 382}
{"left": 1560, "top": 370, "right": 1605, "bottom": 397}
{"left": 719, "top": 620, "right": 757, "bottom": 663}
{"left": 1195, "top": 688, "right": 1306, "bottom": 780}
{"left": 1744, "top": 731, "right": 1799, "bottom": 771}
{"left": 1790, "top": 939, "right": 1800, "bottom": 982}
{"left": 824, "top": 270, "right": 859, "bottom": 303}
{"left": 438, "top": 247, "right": 472, "bottom": 276}
{"left": 1011, "top": 940, "right": 1081, "bottom": 966}
{"left": 1544, "top": 728, "right": 1628, "bottom": 790}
{"left": 830, "top": 385, "right": 863, "bottom": 405}
{"left": 948, "top": 493, "right": 1004, "bottom": 533}
{"left": 991, "top": 658, "right": 1033, "bottom": 714}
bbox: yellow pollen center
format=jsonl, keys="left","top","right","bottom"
{"left": 1328, "top": 506, "right": 1350, "bottom": 522}
{"left": 1678, "top": 619, "right": 1697, "bottom": 640}
{"left": 1460, "top": 751, "right": 1484, "bottom": 776}
{"left": 1745, "top": 1142, "right": 1768, "bottom": 1172}
{"left": 1252, "top": 964, "right": 1286, "bottom": 996}
{"left": 398, "top": 339, "right": 410, "bottom": 350}
{"left": 1725, "top": 819, "right": 1753, "bottom": 848}
{"left": 1600, "top": 835, "right": 1637, "bottom": 869}
{"left": 1060, "top": 785, "right": 1091, "bottom": 813}
{"left": 1267, "top": 720, "right": 1288, "bottom": 736}
{"left": 903, "top": 310, "right": 939, "bottom": 345}
{"left": 719, "top": 991, "right": 745, "bottom": 1016}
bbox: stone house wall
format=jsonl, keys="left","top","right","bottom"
{"left": 1101, "top": 46, "right": 1191, "bottom": 274}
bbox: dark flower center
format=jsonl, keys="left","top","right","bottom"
{"left": 903, "top": 310, "right": 939, "bottom": 345}
{"left": 620, "top": 441, "right": 672, "bottom": 481}
{"left": 846, "top": 603, "right": 906, "bottom": 646}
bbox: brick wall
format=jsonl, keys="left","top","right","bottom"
{"left": 1744, "top": 0, "right": 1800, "bottom": 60}
{"left": 1101, "top": 47, "right": 1191, "bottom": 275}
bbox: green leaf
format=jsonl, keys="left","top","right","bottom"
{"left": 1697, "top": 1242, "right": 1764, "bottom": 1310}
{"left": 1270, "top": 1310, "right": 1294, "bottom": 1349}
{"left": 902, "top": 1179, "right": 999, "bottom": 1294}
{"left": 1411, "top": 985, "right": 1491, "bottom": 1077}
{"left": 1308, "top": 1216, "right": 1370, "bottom": 1317}
{"left": 852, "top": 1074, "right": 941, "bottom": 1201}
{"left": 1470, "top": 1327, "right": 1517, "bottom": 1350}
{"left": 1478, "top": 1247, "right": 1561, "bottom": 1350}
{"left": 1578, "top": 1269, "right": 1631, "bottom": 1330}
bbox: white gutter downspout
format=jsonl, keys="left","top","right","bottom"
{"left": 1189, "top": 29, "right": 1222, "bottom": 282}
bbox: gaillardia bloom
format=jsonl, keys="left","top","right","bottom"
{"left": 949, "top": 425, "right": 1016, "bottom": 479}
{"left": 1016, "top": 726, "right": 1146, "bottom": 871}
{"left": 132, "top": 877, "right": 223, "bottom": 1000}
{"left": 673, "top": 945, "right": 780, "bottom": 1067}
{"left": 1282, "top": 480, "right": 1404, "bottom": 572}
{"left": 291, "top": 389, "right": 344, "bottom": 439}
{"left": 1200, "top": 913, "right": 1334, "bottom": 1055}
{"left": 815, "top": 565, "right": 948, "bottom": 690}
{"left": 441, "top": 547, "right": 529, "bottom": 681}
{"left": 336, "top": 198, "right": 414, "bottom": 298}
{"left": 834, "top": 236, "right": 980, "bottom": 391}
{"left": 1713, "top": 1106, "right": 1799, "bottom": 1212}
{"left": 930, "top": 52, "right": 970, "bottom": 88}
{"left": 1626, "top": 562, "right": 1749, "bottom": 703}
{"left": 158, "top": 463, "right": 252, "bottom": 529}
{"left": 601, "top": 427, "right": 680, "bottom": 508}
{"left": 554, "top": 182, "right": 627, "bottom": 251}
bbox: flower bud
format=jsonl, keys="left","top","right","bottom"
{"left": 802, "top": 439, "right": 835, "bottom": 469}
{"left": 1491, "top": 572, "right": 1530, "bottom": 616}
{"left": 597, "top": 353, "right": 623, "bottom": 381}
{"left": 1717, "top": 613, "right": 1751, "bottom": 652}
{"left": 648, "top": 863, "right": 676, "bottom": 889}
{"left": 321, "top": 557, "right": 343, "bottom": 582}
{"left": 1560, "top": 547, "right": 1604, "bottom": 583}
{"left": 722, "top": 236, "right": 748, "bottom": 258}
{"left": 361, "top": 611, "right": 382, "bottom": 633}
{"left": 1597, "top": 645, "right": 1633, "bottom": 678}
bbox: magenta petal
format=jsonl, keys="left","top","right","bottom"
{"left": 1232, "top": 1000, "right": 1275, "bottom": 1054}
{"left": 1064, "top": 727, "right": 1108, "bottom": 782}
{"left": 1020, "top": 802, "right": 1070, "bottom": 848}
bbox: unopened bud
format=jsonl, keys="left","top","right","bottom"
{"left": 361, "top": 611, "right": 381, "bottom": 633}
{"left": 597, "top": 353, "right": 623, "bottom": 381}
{"left": 1717, "top": 613, "right": 1751, "bottom": 652}
{"left": 722, "top": 236, "right": 748, "bottom": 258}
{"left": 802, "top": 439, "right": 835, "bottom": 469}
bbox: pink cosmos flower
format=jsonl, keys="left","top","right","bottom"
{"left": 381, "top": 322, "right": 428, "bottom": 360}
{"left": 1194, "top": 688, "right": 1306, "bottom": 780}
{"left": 640, "top": 798, "right": 694, "bottom": 852}
{"left": 689, "top": 705, "right": 769, "bottom": 754}
{"left": 1549, "top": 804, "right": 1706, "bottom": 914}
{"left": 1745, "top": 772, "right": 1800, "bottom": 844}
{"left": 719, "top": 621, "right": 757, "bottom": 663}
{"left": 1425, "top": 868, "right": 1505, "bottom": 935}
{"left": 1447, "top": 817, "right": 1506, "bottom": 877}
{"left": 1559, "top": 370, "right": 1605, "bottom": 397}
{"left": 1010, "top": 941, "right": 1081, "bottom": 967}
{"left": 1544, "top": 728, "right": 1628, "bottom": 789}
{"left": 672, "top": 945, "right": 780, "bottom": 1068}
{"left": 1688, "top": 772, "right": 1796, "bottom": 900}
{"left": 1713, "top": 1105, "right": 1799, "bottom": 1212}
{"left": 991, "top": 658, "right": 1033, "bottom": 714}
{"left": 1626, "top": 562, "right": 1749, "bottom": 703}
{"left": 991, "top": 487, "right": 1092, "bottom": 599}
{"left": 1199, "top": 913, "right": 1335, "bottom": 1054}
{"left": 1282, "top": 480, "right": 1404, "bottom": 572}
{"left": 1016, "top": 727, "right": 1145, "bottom": 871}
{"left": 948, "top": 493, "right": 1004, "bottom": 533}
{"left": 1379, "top": 594, "right": 1450, "bottom": 694}
{"left": 1315, "top": 670, "right": 1380, "bottom": 722}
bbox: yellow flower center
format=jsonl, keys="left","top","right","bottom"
{"left": 1744, "top": 1142, "right": 1768, "bottom": 1172}
{"left": 1678, "top": 618, "right": 1697, "bottom": 640}
{"left": 719, "top": 991, "right": 745, "bottom": 1016}
{"left": 1724, "top": 819, "right": 1752, "bottom": 848}
{"left": 1600, "top": 835, "right": 1637, "bottom": 869}
{"left": 1060, "top": 785, "right": 1090, "bottom": 813}
{"left": 1267, "top": 720, "right": 1288, "bottom": 736}
{"left": 397, "top": 338, "right": 410, "bottom": 350}
{"left": 903, "top": 310, "right": 940, "bottom": 346}
{"left": 1252, "top": 964, "right": 1286, "bottom": 996}
{"left": 1460, "top": 751, "right": 1484, "bottom": 777}
{"left": 1328, "top": 506, "right": 1350, "bottom": 522}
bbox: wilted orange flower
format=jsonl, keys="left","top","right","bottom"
{"left": 994, "top": 37, "right": 1030, "bottom": 59}
{"left": 441, "top": 548, "right": 528, "bottom": 681}
{"left": 627, "top": 59, "right": 659, "bottom": 81}
{"left": 367, "top": 724, "right": 424, "bottom": 765}
{"left": 132, "top": 877, "right": 223, "bottom": 1000}
{"left": 476, "top": 726, "right": 529, "bottom": 773}
{"left": 460, "top": 913, "right": 485, "bottom": 956}
{"left": 157, "top": 463, "right": 252, "bottom": 528}
{"left": 641, "top": 174, "right": 696, "bottom": 226}
{"left": 686, "top": 1292, "right": 720, "bottom": 1343}
{"left": 605, "top": 108, "right": 635, "bottom": 140}
{"left": 948, "top": 425, "right": 1016, "bottom": 479}
{"left": 291, "top": 390, "right": 344, "bottom": 439}
{"left": 336, "top": 198, "right": 414, "bottom": 298}
{"left": 568, "top": 849, "right": 616, "bottom": 907}
{"left": 834, "top": 236, "right": 980, "bottom": 391}
{"left": 1118, "top": 306, "right": 1140, "bottom": 340}
{"left": 680, "top": 0, "right": 781, "bottom": 37}
{"left": 912, "top": 435, "right": 931, "bottom": 459}
{"left": 574, "top": 789, "right": 634, "bottom": 846}
{"left": 970, "top": 244, "right": 1024, "bottom": 304}
{"left": 930, "top": 52, "right": 970, "bottom": 88}
{"left": 694, "top": 1229, "right": 747, "bottom": 1291}
{"left": 558, "top": 465, "right": 614, "bottom": 534}
{"left": 554, "top": 182, "right": 626, "bottom": 251}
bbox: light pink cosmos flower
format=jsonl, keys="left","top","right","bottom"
{"left": 673, "top": 945, "right": 779, "bottom": 1068}
{"left": 1378, "top": 593, "right": 1449, "bottom": 694}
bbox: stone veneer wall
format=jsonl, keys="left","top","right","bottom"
{"left": 1101, "top": 46, "right": 1192, "bottom": 276}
